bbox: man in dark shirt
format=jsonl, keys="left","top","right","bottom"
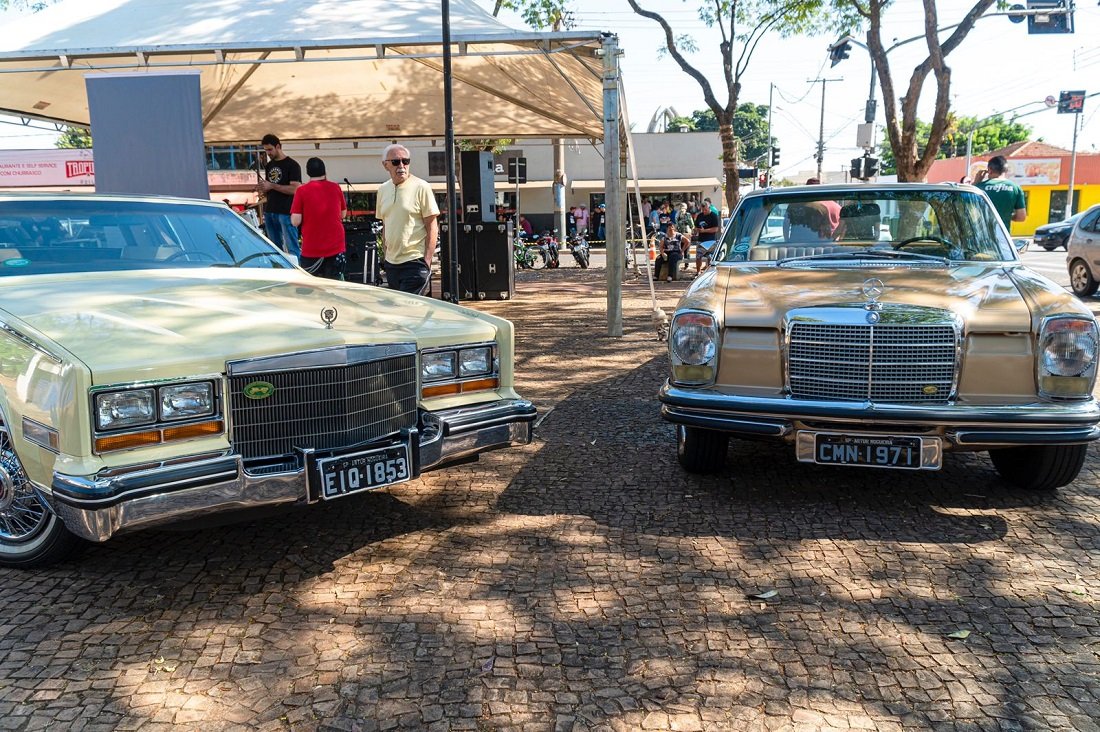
{"left": 694, "top": 205, "right": 720, "bottom": 274}
{"left": 258, "top": 133, "right": 303, "bottom": 256}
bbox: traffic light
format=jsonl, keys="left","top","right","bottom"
{"left": 1026, "top": 1, "right": 1073, "bottom": 34}
{"left": 758, "top": 173, "right": 767, "bottom": 188}
{"left": 1057, "top": 90, "right": 1085, "bottom": 114}
{"left": 770, "top": 145, "right": 780, "bottom": 166}
{"left": 849, "top": 156, "right": 880, "bottom": 180}
{"left": 828, "top": 39, "right": 851, "bottom": 67}
{"left": 850, "top": 158, "right": 863, "bottom": 181}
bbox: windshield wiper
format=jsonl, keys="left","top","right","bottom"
{"left": 777, "top": 248, "right": 950, "bottom": 267}
{"left": 233, "top": 250, "right": 291, "bottom": 267}
{"left": 215, "top": 233, "right": 235, "bottom": 261}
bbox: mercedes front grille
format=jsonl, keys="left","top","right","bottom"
{"left": 788, "top": 322, "right": 957, "bottom": 403}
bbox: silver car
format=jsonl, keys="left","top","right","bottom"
{"left": 1066, "top": 204, "right": 1100, "bottom": 297}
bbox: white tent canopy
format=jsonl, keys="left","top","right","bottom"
{"left": 0, "top": 0, "right": 629, "bottom": 336}
{"left": 0, "top": 0, "right": 608, "bottom": 143}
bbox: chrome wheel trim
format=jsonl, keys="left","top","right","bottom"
{"left": 1071, "top": 263, "right": 1089, "bottom": 292}
{"left": 0, "top": 429, "right": 49, "bottom": 543}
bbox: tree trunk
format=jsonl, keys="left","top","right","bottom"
{"left": 718, "top": 122, "right": 740, "bottom": 214}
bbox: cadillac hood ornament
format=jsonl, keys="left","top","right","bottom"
{"left": 320, "top": 306, "right": 339, "bottom": 329}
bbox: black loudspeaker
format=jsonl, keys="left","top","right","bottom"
{"left": 343, "top": 221, "right": 381, "bottom": 286}
{"left": 471, "top": 223, "right": 514, "bottom": 300}
{"left": 439, "top": 223, "right": 478, "bottom": 301}
{"left": 459, "top": 151, "right": 496, "bottom": 223}
{"left": 438, "top": 223, "right": 513, "bottom": 301}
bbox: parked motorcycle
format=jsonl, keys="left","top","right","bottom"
{"left": 514, "top": 232, "right": 541, "bottom": 269}
{"left": 567, "top": 232, "right": 590, "bottom": 269}
{"left": 535, "top": 230, "right": 560, "bottom": 269}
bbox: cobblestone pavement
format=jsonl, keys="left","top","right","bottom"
{"left": 1, "top": 267, "right": 1099, "bottom": 732}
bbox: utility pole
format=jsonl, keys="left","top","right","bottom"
{"left": 1067, "top": 111, "right": 1081, "bottom": 219}
{"left": 809, "top": 77, "right": 841, "bottom": 181}
{"left": 767, "top": 82, "right": 774, "bottom": 186}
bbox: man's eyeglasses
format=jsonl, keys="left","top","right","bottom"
{"left": 387, "top": 158, "right": 411, "bottom": 166}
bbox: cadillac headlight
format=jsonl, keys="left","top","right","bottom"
{"left": 160, "top": 382, "right": 215, "bottom": 421}
{"left": 1038, "top": 316, "right": 1098, "bottom": 398}
{"left": 459, "top": 346, "right": 493, "bottom": 377}
{"left": 96, "top": 389, "right": 156, "bottom": 430}
{"left": 421, "top": 351, "right": 458, "bottom": 382}
{"left": 670, "top": 311, "right": 718, "bottom": 385}
{"left": 420, "top": 343, "right": 500, "bottom": 398}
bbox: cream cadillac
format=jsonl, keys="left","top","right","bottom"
{"left": 0, "top": 194, "right": 535, "bottom": 567}
{"left": 660, "top": 183, "right": 1099, "bottom": 490}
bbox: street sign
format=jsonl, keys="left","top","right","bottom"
{"left": 507, "top": 157, "right": 527, "bottom": 184}
{"left": 1057, "top": 90, "right": 1086, "bottom": 114}
{"left": 1026, "top": 0, "right": 1073, "bottom": 34}
{"left": 856, "top": 123, "right": 874, "bottom": 149}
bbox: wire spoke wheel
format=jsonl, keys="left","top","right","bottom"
{"left": 0, "top": 429, "right": 49, "bottom": 543}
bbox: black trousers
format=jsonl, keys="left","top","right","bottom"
{"left": 299, "top": 252, "right": 346, "bottom": 281}
{"left": 384, "top": 258, "right": 431, "bottom": 295}
{"left": 654, "top": 251, "right": 682, "bottom": 281}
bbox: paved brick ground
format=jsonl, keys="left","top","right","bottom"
{"left": 1, "top": 266, "right": 1099, "bottom": 731}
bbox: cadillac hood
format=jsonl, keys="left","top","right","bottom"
{"left": 714, "top": 263, "right": 1085, "bottom": 331}
{"left": 0, "top": 269, "right": 500, "bottom": 382}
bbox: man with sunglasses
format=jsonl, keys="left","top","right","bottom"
{"left": 376, "top": 144, "right": 439, "bottom": 295}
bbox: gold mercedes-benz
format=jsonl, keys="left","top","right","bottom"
{"left": 660, "top": 183, "right": 1099, "bottom": 490}
{"left": 0, "top": 193, "right": 535, "bottom": 568}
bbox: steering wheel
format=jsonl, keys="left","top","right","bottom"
{"left": 164, "top": 250, "right": 218, "bottom": 263}
{"left": 894, "top": 235, "right": 952, "bottom": 251}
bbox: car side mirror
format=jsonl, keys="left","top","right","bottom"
{"left": 1013, "top": 238, "right": 1029, "bottom": 255}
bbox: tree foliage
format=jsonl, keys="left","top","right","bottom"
{"left": 666, "top": 104, "right": 772, "bottom": 165}
{"left": 493, "top": 0, "right": 574, "bottom": 30}
{"left": 56, "top": 127, "right": 92, "bottom": 149}
{"left": 624, "top": 0, "right": 841, "bottom": 211}
{"left": 878, "top": 114, "right": 1031, "bottom": 175}
{"left": 0, "top": 0, "right": 54, "bottom": 10}
{"left": 499, "top": 1, "right": 840, "bottom": 210}
{"left": 831, "top": 0, "right": 1002, "bottom": 181}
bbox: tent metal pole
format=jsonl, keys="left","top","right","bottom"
{"left": 441, "top": 0, "right": 460, "bottom": 303}
{"left": 602, "top": 35, "right": 623, "bottom": 337}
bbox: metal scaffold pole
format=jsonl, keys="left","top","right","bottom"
{"left": 602, "top": 35, "right": 623, "bottom": 337}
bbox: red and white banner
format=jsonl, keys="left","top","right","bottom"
{"left": 0, "top": 149, "right": 96, "bottom": 187}
{"left": 0, "top": 150, "right": 263, "bottom": 195}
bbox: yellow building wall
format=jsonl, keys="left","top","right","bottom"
{"left": 1013, "top": 184, "right": 1100, "bottom": 236}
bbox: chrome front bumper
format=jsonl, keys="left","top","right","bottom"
{"left": 41, "top": 398, "right": 536, "bottom": 542}
{"left": 659, "top": 382, "right": 1100, "bottom": 446}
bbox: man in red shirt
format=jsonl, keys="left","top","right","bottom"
{"left": 290, "top": 157, "right": 347, "bottom": 280}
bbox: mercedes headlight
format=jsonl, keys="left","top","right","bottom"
{"left": 96, "top": 389, "right": 156, "bottom": 430}
{"left": 670, "top": 311, "right": 718, "bottom": 385}
{"left": 1038, "top": 316, "right": 1098, "bottom": 398}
